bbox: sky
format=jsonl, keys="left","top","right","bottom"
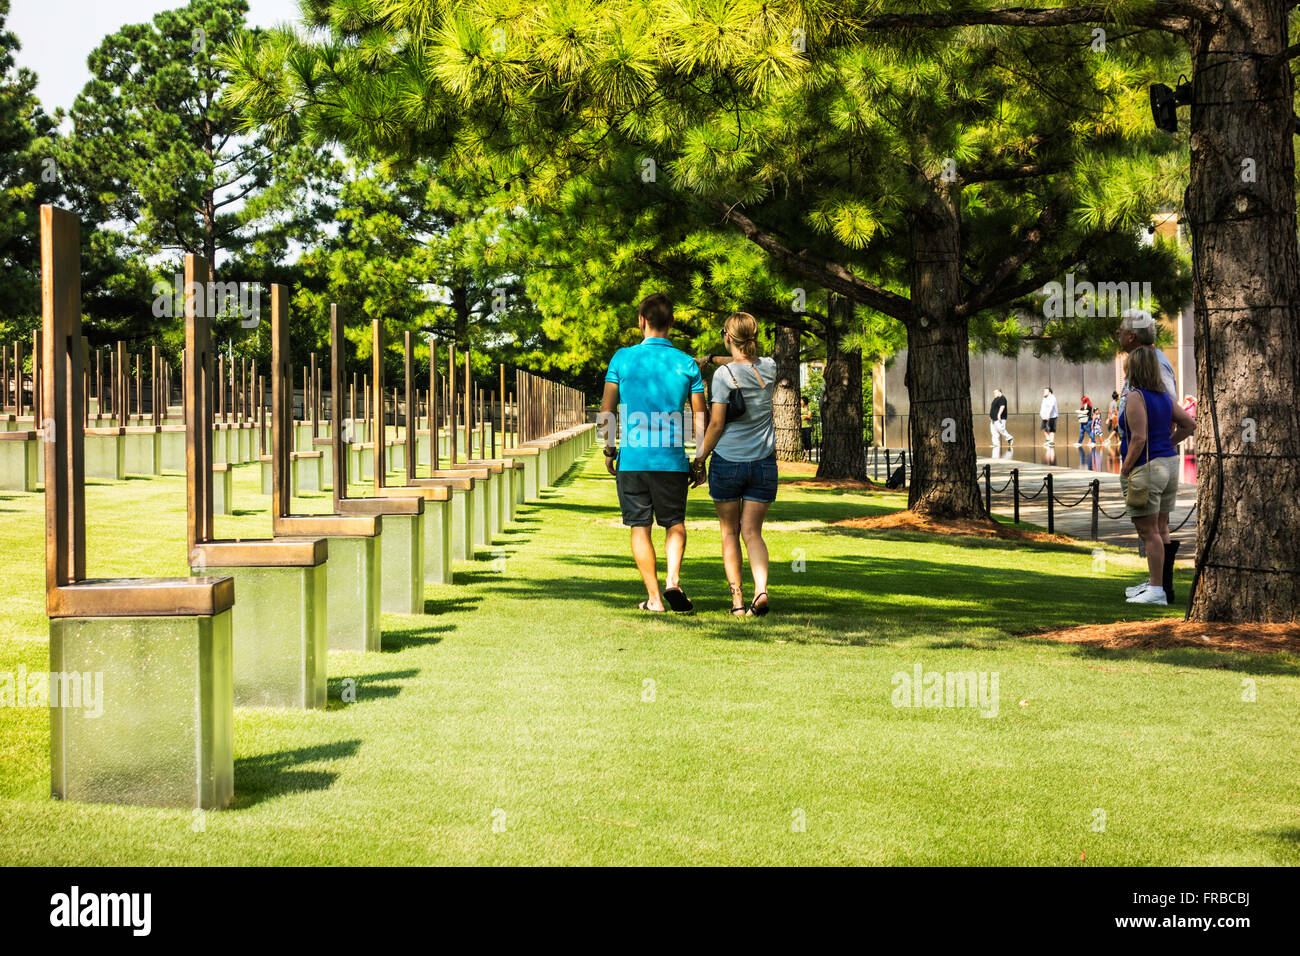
{"left": 8, "top": 0, "right": 305, "bottom": 113}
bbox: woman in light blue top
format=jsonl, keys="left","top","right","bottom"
{"left": 692, "top": 312, "right": 777, "bottom": 616}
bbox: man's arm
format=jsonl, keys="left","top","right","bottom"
{"left": 691, "top": 392, "right": 708, "bottom": 447}
{"left": 688, "top": 392, "right": 709, "bottom": 485}
{"left": 1169, "top": 399, "right": 1196, "bottom": 447}
{"left": 599, "top": 381, "right": 619, "bottom": 475}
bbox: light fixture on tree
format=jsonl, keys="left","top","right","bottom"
{"left": 1149, "top": 79, "right": 1192, "bottom": 133}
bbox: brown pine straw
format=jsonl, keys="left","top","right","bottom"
{"left": 829, "top": 510, "right": 1075, "bottom": 544}
{"left": 788, "top": 477, "right": 883, "bottom": 491}
{"left": 1028, "top": 620, "right": 1300, "bottom": 655}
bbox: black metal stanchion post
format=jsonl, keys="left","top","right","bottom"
{"left": 1090, "top": 479, "right": 1100, "bottom": 540}
{"left": 1012, "top": 468, "right": 1020, "bottom": 524}
{"left": 983, "top": 463, "right": 991, "bottom": 513}
{"left": 1046, "top": 473, "right": 1055, "bottom": 534}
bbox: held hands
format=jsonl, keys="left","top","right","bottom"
{"left": 605, "top": 454, "right": 618, "bottom": 476}
{"left": 689, "top": 458, "right": 707, "bottom": 488}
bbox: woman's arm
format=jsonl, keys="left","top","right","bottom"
{"left": 694, "top": 402, "right": 729, "bottom": 462}
{"left": 1120, "top": 392, "right": 1147, "bottom": 477}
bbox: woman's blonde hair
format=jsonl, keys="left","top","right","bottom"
{"left": 723, "top": 311, "right": 759, "bottom": 359}
{"left": 1125, "top": 346, "right": 1164, "bottom": 392}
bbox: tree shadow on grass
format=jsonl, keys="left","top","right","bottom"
{"left": 1050, "top": 641, "right": 1300, "bottom": 677}
{"left": 808, "top": 523, "right": 1099, "bottom": 558}
{"left": 548, "top": 494, "right": 898, "bottom": 527}
{"left": 489, "top": 548, "right": 1204, "bottom": 652}
{"left": 231, "top": 739, "right": 361, "bottom": 808}
{"left": 1267, "top": 828, "right": 1300, "bottom": 847}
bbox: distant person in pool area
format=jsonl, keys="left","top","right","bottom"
{"left": 989, "top": 387, "right": 1013, "bottom": 447}
{"left": 1106, "top": 390, "right": 1120, "bottom": 446}
{"left": 1039, "top": 387, "right": 1058, "bottom": 447}
{"left": 1075, "top": 394, "right": 1094, "bottom": 446}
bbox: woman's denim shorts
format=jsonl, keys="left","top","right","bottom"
{"left": 708, "top": 453, "right": 779, "bottom": 503}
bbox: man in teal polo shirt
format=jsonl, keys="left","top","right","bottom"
{"left": 599, "top": 293, "right": 708, "bottom": 613}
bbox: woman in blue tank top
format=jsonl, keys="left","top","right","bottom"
{"left": 1119, "top": 347, "right": 1196, "bottom": 607}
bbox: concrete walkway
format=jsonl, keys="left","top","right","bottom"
{"left": 865, "top": 446, "right": 1197, "bottom": 557}
{"left": 979, "top": 454, "right": 1198, "bottom": 555}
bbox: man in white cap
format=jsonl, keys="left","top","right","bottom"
{"left": 1117, "top": 309, "right": 1177, "bottom": 417}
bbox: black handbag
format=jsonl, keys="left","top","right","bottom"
{"left": 721, "top": 363, "right": 767, "bottom": 424}
{"left": 723, "top": 365, "right": 747, "bottom": 423}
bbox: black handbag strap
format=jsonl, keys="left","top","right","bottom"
{"left": 725, "top": 361, "right": 766, "bottom": 388}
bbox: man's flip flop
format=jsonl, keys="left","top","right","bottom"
{"left": 637, "top": 601, "right": 666, "bottom": 613}
{"left": 662, "top": 588, "right": 694, "bottom": 612}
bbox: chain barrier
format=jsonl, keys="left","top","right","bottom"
{"left": 857, "top": 449, "right": 1199, "bottom": 544}
{"left": 1052, "top": 487, "right": 1094, "bottom": 508}
{"left": 1017, "top": 477, "right": 1049, "bottom": 501}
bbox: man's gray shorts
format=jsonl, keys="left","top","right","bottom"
{"left": 616, "top": 470, "right": 689, "bottom": 528}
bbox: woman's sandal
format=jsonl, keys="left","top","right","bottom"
{"left": 637, "top": 601, "right": 666, "bottom": 613}
{"left": 728, "top": 584, "right": 749, "bottom": 616}
{"left": 748, "top": 592, "right": 769, "bottom": 617}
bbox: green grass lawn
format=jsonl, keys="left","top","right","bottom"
{"left": 0, "top": 452, "right": 1296, "bottom": 865}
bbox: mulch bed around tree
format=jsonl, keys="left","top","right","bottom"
{"left": 1027, "top": 619, "right": 1300, "bottom": 655}
{"left": 787, "top": 477, "right": 884, "bottom": 490}
{"left": 829, "top": 510, "right": 1076, "bottom": 544}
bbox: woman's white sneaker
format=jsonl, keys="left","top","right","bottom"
{"left": 1125, "top": 580, "right": 1152, "bottom": 597}
{"left": 1127, "top": 584, "right": 1168, "bottom": 605}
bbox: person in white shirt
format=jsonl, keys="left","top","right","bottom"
{"left": 1039, "top": 387, "right": 1059, "bottom": 446}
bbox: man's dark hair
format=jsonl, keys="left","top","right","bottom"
{"left": 638, "top": 293, "right": 674, "bottom": 331}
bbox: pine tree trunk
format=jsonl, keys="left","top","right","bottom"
{"left": 905, "top": 189, "right": 986, "bottom": 519}
{"left": 772, "top": 317, "right": 803, "bottom": 461}
{"left": 816, "top": 294, "right": 866, "bottom": 479}
{"left": 1185, "top": 0, "right": 1300, "bottom": 622}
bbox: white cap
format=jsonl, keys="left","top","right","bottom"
{"left": 1119, "top": 308, "right": 1155, "bottom": 331}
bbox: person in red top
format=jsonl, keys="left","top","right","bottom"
{"left": 1075, "top": 395, "right": 1095, "bottom": 445}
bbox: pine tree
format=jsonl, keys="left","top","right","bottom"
{"left": 846, "top": 1, "right": 1300, "bottom": 625}
{"left": 55, "top": 0, "right": 338, "bottom": 356}
{"left": 0, "top": 0, "right": 57, "bottom": 331}
{"left": 226, "top": 1, "right": 1186, "bottom": 502}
